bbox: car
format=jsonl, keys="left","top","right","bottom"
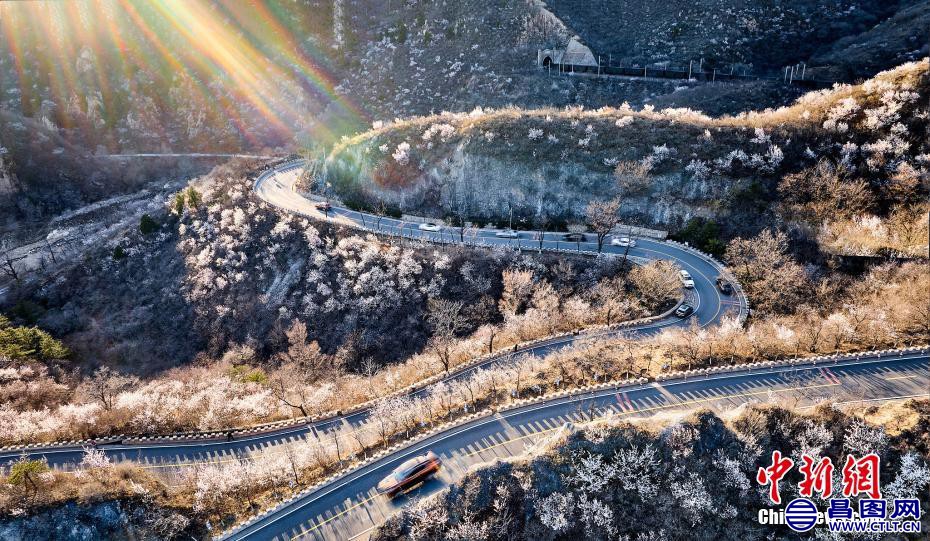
{"left": 314, "top": 201, "right": 332, "bottom": 212}
{"left": 715, "top": 277, "right": 733, "bottom": 295}
{"left": 418, "top": 222, "right": 442, "bottom": 232}
{"left": 377, "top": 451, "right": 442, "bottom": 498}
{"left": 562, "top": 232, "right": 586, "bottom": 242}
{"left": 679, "top": 270, "right": 695, "bottom": 288}
{"left": 495, "top": 229, "right": 520, "bottom": 238}
{"left": 675, "top": 303, "right": 694, "bottom": 318}
{"left": 610, "top": 236, "right": 636, "bottom": 248}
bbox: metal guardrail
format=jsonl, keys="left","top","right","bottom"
{"left": 551, "top": 62, "right": 836, "bottom": 89}
{"left": 217, "top": 344, "right": 930, "bottom": 539}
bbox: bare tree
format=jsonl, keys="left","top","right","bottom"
{"left": 350, "top": 421, "right": 371, "bottom": 458}
{"left": 474, "top": 367, "right": 504, "bottom": 407}
{"left": 427, "top": 299, "right": 467, "bottom": 373}
{"left": 299, "top": 143, "right": 326, "bottom": 193}
{"left": 360, "top": 357, "right": 379, "bottom": 397}
{"left": 371, "top": 397, "right": 404, "bottom": 446}
{"left": 282, "top": 443, "right": 302, "bottom": 487}
{"left": 615, "top": 335, "right": 640, "bottom": 379}
{"left": 533, "top": 213, "right": 550, "bottom": 253}
{"left": 477, "top": 324, "right": 498, "bottom": 354}
{"left": 428, "top": 335, "right": 456, "bottom": 375}
{"left": 278, "top": 321, "right": 341, "bottom": 381}
{"left": 306, "top": 431, "right": 332, "bottom": 471}
{"left": 726, "top": 230, "right": 811, "bottom": 315}
{"left": 2, "top": 250, "right": 24, "bottom": 281}
{"left": 507, "top": 356, "right": 532, "bottom": 400}
{"left": 797, "top": 305, "right": 827, "bottom": 353}
{"left": 777, "top": 160, "right": 871, "bottom": 224}
{"left": 430, "top": 381, "right": 455, "bottom": 420}
{"left": 81, "top": 367, "right": 139, "bottom": 411}
{"left": 628, "top": 260, "right": 680, "bottom": 311}
{"left": 267, "top": 364, "right": 333, "bottom": 418}
{"left": 455, "top": 376, "right": 480, "bottom": 410}
{"left": 373, "top": 199, "right": 389, "bottom": 232}
{"left": 570, "top": 347, "right": 601, "bottom": 383}
{"left": 640, "top": 342, "right": 658, "bottom": 375}
{"left": 567, "top": 223, "right": 587, "bottom": 251}
{"left": 614, "top": 160, "right": 652, "bottom": 196}
{"left": 530, "top": 281, "right": 561, "bottom": 333}
{"left": 674, "top": 323, "right": 704, "bottom": 371}
{"left": 416, "top": 396, "right": 436, "bottom": 427}
{"left": 44, "top": 240, "right": 56, "bottom": 264}
{"left": 450, "top": 200, "right": 470, "bottom": 242}
{"left": 593, "top": 276, "right": 631, "bottom": 325}
{"left": 499, "top": 269, "right": 534, "bottom": 315}
{"left": 394, "top": 396, "right": 418, "bottom": 437}
{"left": 585, "top": 197, "right": 622, "bottom": 252}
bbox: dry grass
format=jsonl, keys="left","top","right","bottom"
{"left": 860, "top": 399, "right": 925, "bottom": 437}
{"left": 0, "top": 462, "right": 168, "bottom": 516}
{"left": 331, "top": 58, "right": 927, "bottom": 159}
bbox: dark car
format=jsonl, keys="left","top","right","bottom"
{"left": 562, "top": 232, "right": 586, "bottom": 242}
{"left": 377, "top": 451, "right": 441, "bottom": 498}
{"left": 675, "top": 303, "right": 694, "bottom": 318}
{"left": 715, "top": 278, "right": 733, "bottom": 295}
{"left": 314, "top": 200, "right": 332, "bottom": 212}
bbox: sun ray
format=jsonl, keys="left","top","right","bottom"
{"left": 0, "top": 0, "right": 365, "bottom": 148}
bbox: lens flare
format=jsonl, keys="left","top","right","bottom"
{"left": 0, "top": 0, "right": 366, "bottom": 146}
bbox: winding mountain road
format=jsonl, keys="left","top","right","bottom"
{"left": 1, "top": 159, "right": 746, "bottom": 470}
{"left": 255, "top": 159, "right": 748, "bottom": 331}
{"left": 2, "top": 160, "right": 925, "bottom": 541}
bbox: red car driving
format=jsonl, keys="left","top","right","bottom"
{"left": 377, "top": 451, "right": 442, "bottom": 498}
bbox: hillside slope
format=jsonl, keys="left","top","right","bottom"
{"left": 543, "top": 0, "right": 927, "bottom": 77}
{"left": 1, "top": 0, "right": 792, "bottom": 226}
{"left": 323, "top": 59, "right": 929, "bottom": 256}
{"left": 810, "top": 0, "right": 930, "bottom": 80}
{"left": 332, "top": 0, "right": 700, "bottom": 118}
{"left": 2, "top": 1, "right": 927, "bottom": 244}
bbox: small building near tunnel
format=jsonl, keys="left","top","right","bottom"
{"left": 538, "top": 37, "right": 598, "bottom": 70}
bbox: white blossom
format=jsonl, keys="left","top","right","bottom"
{"left": 392, "top": 141, "right": 411, "bottom": 165}
{"left": 537, "top": 492, "right": 574, "bottom": 532}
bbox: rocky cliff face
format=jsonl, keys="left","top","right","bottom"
{"left": 357, "top": 144, "right": 728, "bottom": 229}
{"left": 0, "top": 153, "right": 16, "bottom": 196}
{"left": 0, "top": 500, "right": 201, "bottom": 541}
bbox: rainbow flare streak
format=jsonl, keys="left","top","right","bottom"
{"left": 0, "top": 0, "right": 367, "bottom": 146}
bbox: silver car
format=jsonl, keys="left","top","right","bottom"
{"left": 418, "top": 222, "right": 442, "bottom": 232}
{"left": 679, "top": 270, "right": 695, "bottom": 288}
{"left": 611, "top": 236, "right": 636, "bottom": 248}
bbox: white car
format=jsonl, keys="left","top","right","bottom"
{"left": 679, "top": 270, "right": 695, "bottom": 289}
{"left": 495, "top": 229, "right": 520, "bottom": 238}
{"left": 610, "top": 236, "right": 636, "bottom": 248}
{"left": 418, "top": 222, "right": 442, "bottom": 232}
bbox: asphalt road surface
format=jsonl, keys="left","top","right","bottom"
{"left": 223, "top": 350, "right": 929, "bottom": 541}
